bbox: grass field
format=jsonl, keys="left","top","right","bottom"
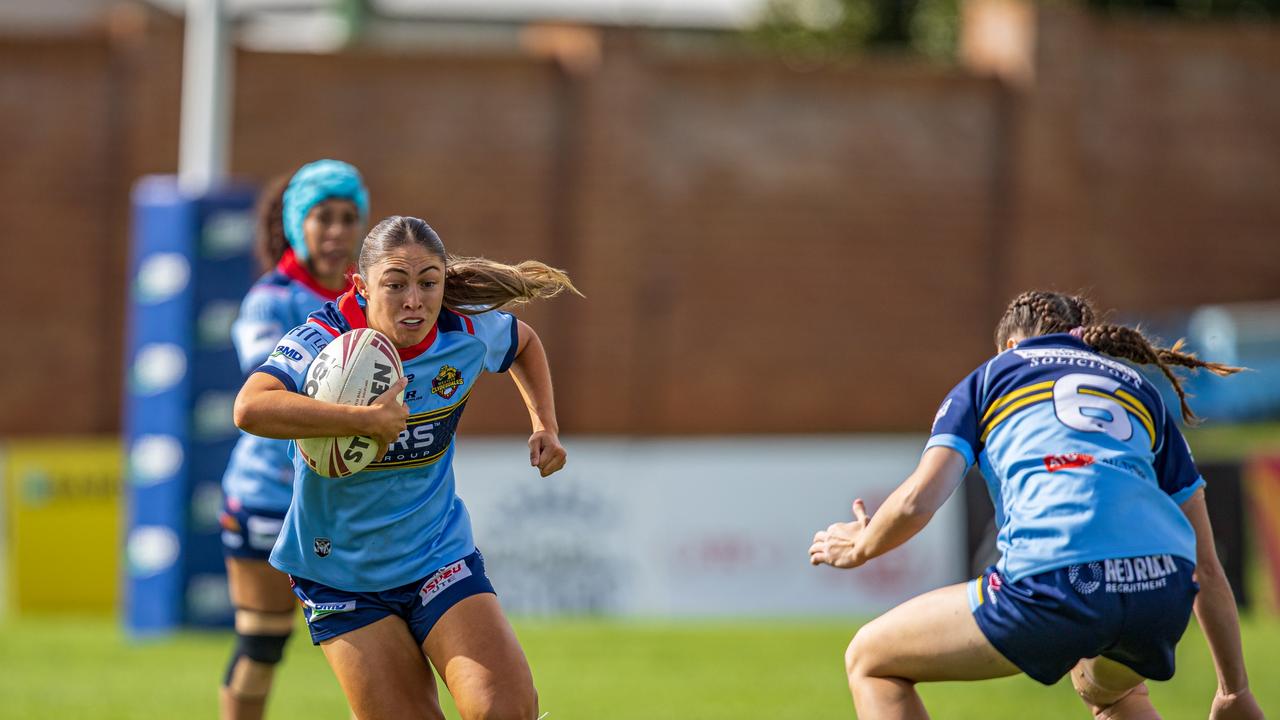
{"left": 1, "top": 613, "right": 1276, "bottom": 719}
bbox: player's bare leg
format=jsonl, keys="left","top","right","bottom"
{"left": 221, "top": 558, "right": 299, "bottom": 720}
{"left": 422, "top": 593, "right": 538, "bottom": 720}
{"left": 1072, "top": 657, "right": 1160, "bottom": 720}
{"left": 844, "top": 583, "right": 1020, "bottom": 719}
{"left": 322, "top": 615, "right": 444, "bottom": 720}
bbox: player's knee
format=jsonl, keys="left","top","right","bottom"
{"left": 460, "top": 685, "right": 538, "bottom": 720}
{"left": 844, "top": 625, "right": 880, "bottom": 681}
{"left": 1070, "top": 664, "right": 1137, "bottom": 716}
{"left": 222, "top": 621, "right": 291, "bottom": 700}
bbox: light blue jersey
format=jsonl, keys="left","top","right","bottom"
{"left": 256, "top": 290, "right": 520, "bottom": 591}
{"left": 221, "top": 249, "right": 349, "bottom": 512}
{"left": 927, "top": 334, "right": 1202, "bottom": 583}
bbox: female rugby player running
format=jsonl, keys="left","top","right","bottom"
{"left": 234, "top": 215, "right": 577, "bottom": 720}
{"left": 219, "top": 159, "right": 368, "bottom": 720}
{"left": 810, "top": 291, "right": 1263, "bottom": 720}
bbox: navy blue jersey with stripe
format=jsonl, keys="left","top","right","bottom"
{"left": 256, "top": 290, "right": 520, "bottom": 591}
{"left": 926, "top": 334, "right": 1202, "bottom": 582}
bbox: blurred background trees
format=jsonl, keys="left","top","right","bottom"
{"left": 755, "top": 0, "right": 1280, "bottom": 61}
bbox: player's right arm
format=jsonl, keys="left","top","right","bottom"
{"left": 232, "top": 322, "right": 407, "bottom": 446}
{"left": 1156, "top": 411, "right": 1263, "bottom": 720}
{"left": 233, "top": 372, "right": 406, "bottom": 445}
{"left": 1180, "top": 489, "right": 1263, "bottom": 720}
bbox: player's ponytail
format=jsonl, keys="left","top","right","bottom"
{"left": 996, "top": 290, "right": 1243, "bottom": 424}
{"left": 253, "top": 174, "right": 291, "bottom": 273}
{"left": 1080, "top": 325, "right": 1242, "bottom": 424}
{"left": 444, "top": 256, "right": 580, "bottom": 314}
{"left": 359, "top": 215, "right": 581, "bottom": 314}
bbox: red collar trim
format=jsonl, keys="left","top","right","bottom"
{"left": 337, "top": 291, "right": 438, "bottom": 362}
{"left": 276, "top": 248, "right": 352, "bottom": 301}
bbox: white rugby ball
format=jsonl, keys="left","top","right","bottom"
{"left": 296, "top": 328, "right": 404, "bottom": 478}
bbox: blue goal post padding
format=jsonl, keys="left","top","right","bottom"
{"left": 124, "top": 176, "right": 257, "bottom": 636}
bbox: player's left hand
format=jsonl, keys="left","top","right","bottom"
{"left": 528, "top": 430, "right": 566, "bottom": 477}
{"left": 809, "top": 499, "right": 870, "bottom": 569}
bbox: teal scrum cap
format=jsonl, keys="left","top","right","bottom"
{"left": 282, "top": 159, "right": 370, "bottom": 261}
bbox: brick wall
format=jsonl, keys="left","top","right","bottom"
{"left": 1, "top": 6, "right": 1276, "bottom": 436}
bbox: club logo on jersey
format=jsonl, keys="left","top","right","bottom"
{"left": 313, "top": 537, "right": 332, "bottom": 557}
{"left": 431, "top": 365, "right": 464, "bottom": 399}
{"left": 419, "top": 560, "right": 472, "bottom": 606}
{"left": 1044, "top": 453, "right": 1095, "bottom": 473}
{"left": 1068, "top": 562, "right": 1103, "bottom": 595}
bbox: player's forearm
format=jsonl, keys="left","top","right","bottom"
{"left": 509, "top": 327, "right": 560, "bottom": 434}
{"left": 234, "top": 383, "right": 375, "bottom": 440}
{"left": 854, "top": 448, "right": 966, "bottom": 563}
{"left": 854, "top": 479, "right": 935, "bottom": 563}
{"left": 1193, "top": 558, "right": 1250, "bottom": 695}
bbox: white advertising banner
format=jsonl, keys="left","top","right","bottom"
{"left": 454, "top": 436, "right": 967, "bottom": 617}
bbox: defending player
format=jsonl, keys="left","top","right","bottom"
{"left": 219, "top": 160, "right": 369, "bottom": 720}
{"left": 233, "top": 215, "right": 577, "bottom": 720}
{"left": 809, "top": 291, "right": 1264, "bottom": 720}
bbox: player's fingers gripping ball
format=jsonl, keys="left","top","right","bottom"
{"left": 297, "top": 328, "right": 405, "bottom": 478}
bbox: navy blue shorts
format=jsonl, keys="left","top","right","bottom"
{"left": 289, "top": 550, "right": 496, "bottom": 646}
{"left": 220, "top": 497, "right": 286, "bottom": 561}
{"left": 969, "top": 554, "right": 1198, "bottom": 685}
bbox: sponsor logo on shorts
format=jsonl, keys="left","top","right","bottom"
{"left": 1103, "top": 554, "right": 1178, "bottom": 593}
{"left": 219, "top": 512, "right": 241, "bottom": 533}
{"left": 987, "top": 571, "right": 1002, "bottom": 604}
{"left": 305, "top": 599, "right": 357, "bottom": 622}
{"left": 247, "top": 515, "right": 283, "bottom": 551}
{"left": 1068, "top": 562, "right": 1103, "bottom": 594}
{"left": 1044, "top": 453, "right": 1095, "bottom": 472}
{"left": 314, "top": 537, "right": 332, "bottom": 557}
{"left": 419, "top": 559, "right": 472, "bottom": 606}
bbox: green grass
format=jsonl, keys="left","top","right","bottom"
{"left": 1185, "top": 422, "right": 1280, "bottom": 462}
{"left": 0, "top": 614, "right": 1277, "bottom": 719}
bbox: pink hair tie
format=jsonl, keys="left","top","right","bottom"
{"left": 1069, "top": 326, "right": 1086, "bottom": 339}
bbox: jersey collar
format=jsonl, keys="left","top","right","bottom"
{"left": 1016, "top": 333, "right": 1089, "bottom": 350}
{"left": 276, "top": 247, "right": 352, "bottom": 301}
{"left": 336, "top": 290, "right": 439, "bottom": 362}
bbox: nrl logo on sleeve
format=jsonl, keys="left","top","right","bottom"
{"left": 431, "top": 365, "right": 464, "bottom": 399}
{"left": 932, "top": 398, "right": 953, "bottom": 432}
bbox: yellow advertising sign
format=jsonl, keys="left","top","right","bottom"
{"left": 1248, "top": 455, "right": 1280, "bottom": 613}
{"left": 4, "top": 438, "right": 121, "bottom": 614}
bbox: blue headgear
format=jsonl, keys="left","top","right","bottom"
{"left": 281, "top": 159, "right": 370, "bottom": 261}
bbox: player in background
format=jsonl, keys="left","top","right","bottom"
{"left": 809, "top": 291, "right": 1264, "bottom": 720}
{"left": 233, "top": 215, "right": 578, "bottom": 720}
{"left": 219, "top": 160, "right": 369, "bottom": 720}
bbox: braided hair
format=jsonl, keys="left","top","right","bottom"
{"left": 994, "top": 291, "right": 1243, "bottom": 423}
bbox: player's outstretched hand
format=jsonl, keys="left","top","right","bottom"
{"left": 809, "top": 499, "right": 871, "bottom": 569}
{"left": 1210, "top": 687, "right": 1265, "bottom": 720}
{"left": 367, "top": 377, "right": 410, "bottom": 452}
{"left": 529, "top": 430, "right": 566, "bottom": 477}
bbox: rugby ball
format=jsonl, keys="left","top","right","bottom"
{"left": 296, "top": 328, "right": 405, "bottom": 478}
